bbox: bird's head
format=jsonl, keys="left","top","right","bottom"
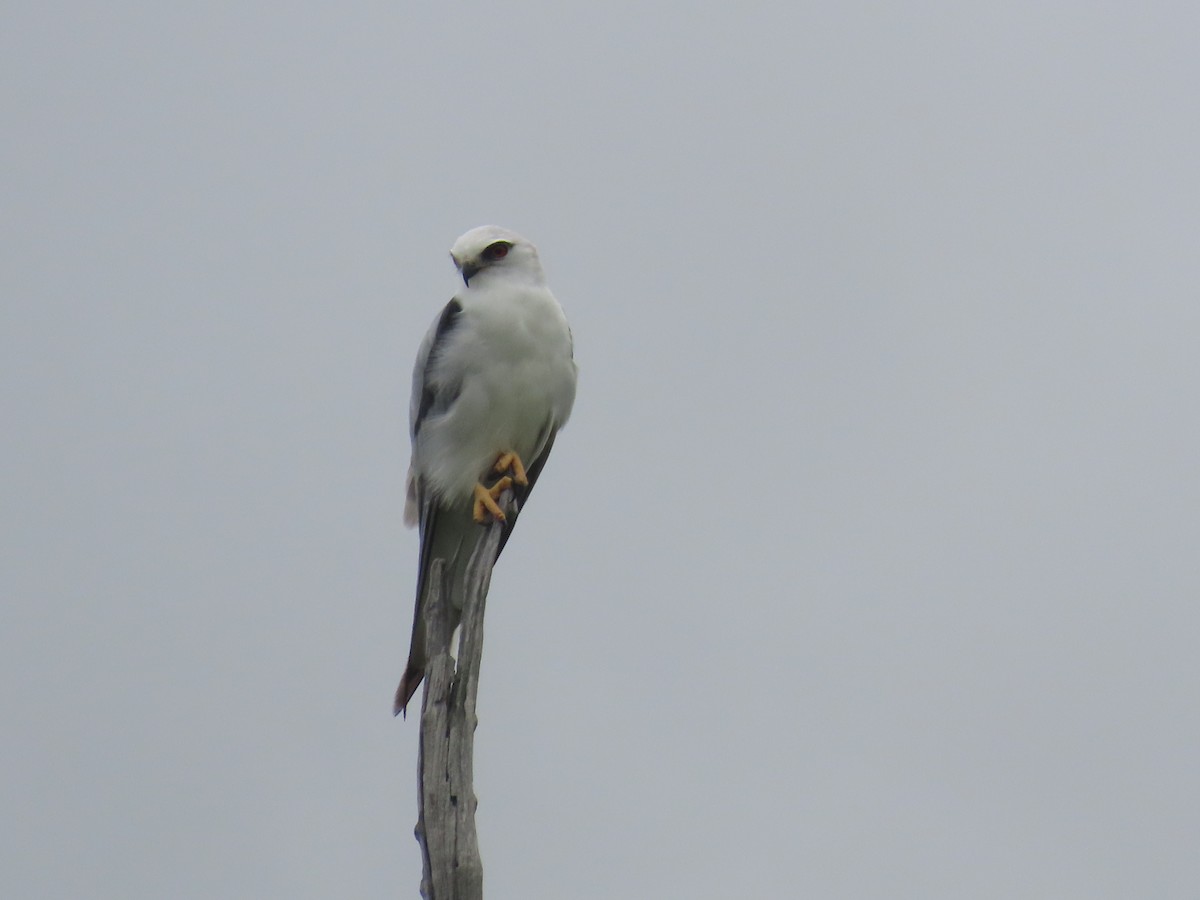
{"left": 449, "top": 225, "right": 544, "bottom": 288}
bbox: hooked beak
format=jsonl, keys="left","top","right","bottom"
{"left": 461, "top": 262, "right": 480, "bottom": 286}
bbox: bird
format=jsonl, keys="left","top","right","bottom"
{"left": 394, "top": 225, "right": 577, "bottom": 717}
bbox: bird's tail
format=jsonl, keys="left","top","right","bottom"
{"left": 394, "top": 498, "right": 471, "bottom": 718}
{"left": 394, "top": 664, "right": 424, "bottom": 718}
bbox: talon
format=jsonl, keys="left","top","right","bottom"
{"left": 472, "top": 477, "right": 513, "bottom": 523}
{"left": 493, "top": 451, "right": 529, "bottom": 487}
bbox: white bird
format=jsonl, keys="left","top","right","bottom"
{"left": 394, "top": 226, "right": 577, "bottom": 716}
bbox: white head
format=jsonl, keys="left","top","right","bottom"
{"left": 449, "top": 225, "right": 545, "bottom": 288}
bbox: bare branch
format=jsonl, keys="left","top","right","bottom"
{"left": 414, "top": 494, "right": 510, "bottom": 899}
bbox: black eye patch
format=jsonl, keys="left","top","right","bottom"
{"left": 481, "top": 241, "right": 511, "bottom": 262}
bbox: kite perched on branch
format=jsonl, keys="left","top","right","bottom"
{"left": 394, "top": 226, "right": 577, "bottom": 717}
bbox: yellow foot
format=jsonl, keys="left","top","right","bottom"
{"left": 493, "top": 451, "right": 529, "bottom": 487}
{"left": 472, "top": 477, "right": 513, "bottom": 524}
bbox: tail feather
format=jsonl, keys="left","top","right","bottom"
{"left": 395, "top": 461, "right": 542, "bottom": 719}
{"left": 393, "top": 496, "right": 470, "bottom": 718}
{"left": 394, "top": 663, "right": 424, "bottom": 718}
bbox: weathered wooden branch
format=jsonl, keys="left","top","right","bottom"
{"left": 414, "top": 493, "right": 511, "bottom": 900}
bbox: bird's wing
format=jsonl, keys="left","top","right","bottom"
{"left": 411, "top": 297, "right": 464, "bottom": 439}
{"left": 404, "top": 298, "right": 463, "bottom": 526}
{"left": 396, "top": 297, "right": 471, "bottom": 715}
{"left": 497, "top": 426, "right": 557, "bottom": 558}
{"left": 395, "top": 423, "right": 557, "bottom": 717}
{"left": 394, "top": 489, "right": 474, "bottom": 716}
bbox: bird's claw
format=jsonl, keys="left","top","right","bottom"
{"left": 493, "top": 451, "right": 529, "bottom": 487}
{"left": 472, "top": 477, "right": 513, "bottom": 523}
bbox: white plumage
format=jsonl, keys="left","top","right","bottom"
{"left": 395, "top": 226, "right": 577, "bottom": 715}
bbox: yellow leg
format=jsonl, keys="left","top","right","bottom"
{"left": 493, "top": 451, "right": 529, "bottom": 486}
{"left": 472, "top": 477, "right": 513, "bottom": 523}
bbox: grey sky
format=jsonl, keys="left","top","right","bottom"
{"left": 3, "top": 3, "right": 1198, "bottom": 897}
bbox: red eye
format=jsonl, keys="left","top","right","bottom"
{"left": 482, "top": 242, "right": 510, "bottom": 261}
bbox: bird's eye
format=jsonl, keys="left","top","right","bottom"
{"left": 482, "top": 242, "right": 510, "bottom": 262}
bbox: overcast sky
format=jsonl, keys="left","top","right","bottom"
{"left": 4, "top": 3, "right": 1198, "bottom": 898}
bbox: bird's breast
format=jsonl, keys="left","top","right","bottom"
{"left": 419, "top": 286, "right": 575, "bottom": 501}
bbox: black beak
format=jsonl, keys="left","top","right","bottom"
{"left": 461, "top": 263, "right": 480, "bottom": 286}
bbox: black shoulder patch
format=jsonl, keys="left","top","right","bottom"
{"left": 415, "top": 299, "right": 463, "bottom": 434}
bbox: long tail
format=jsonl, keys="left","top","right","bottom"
{"left": 395, "top": 462, "right": 544, "bottom": 718}
{"left": 394, "top": 499, "right": 472, "bottom": 717}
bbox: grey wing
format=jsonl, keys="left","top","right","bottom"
{"left": 410, "top": 298, "right": 464, "bottom": 439}
{"left": 397, "top": 421, "right": 558, "bottom": 714}
{"left": 404, "top": 298, "right": 464, "bottom": 525}
{"left": 397, "top": 297, "right": 469, "bottom": 715}
{"left": 497, "top": 424, "right": 559, "bottom": 558}
{"left": 394, "top": 489, "right": 474, "bottom": 716}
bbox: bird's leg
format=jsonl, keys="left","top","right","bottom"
{"left": 492, "top": 450, "right": 529, "bottom": 487}
{"left": 472, "top": 477, "right": 513, "bottom": 523}
{"left": 472, "top": 451, "right": 527, "bottom": 523}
